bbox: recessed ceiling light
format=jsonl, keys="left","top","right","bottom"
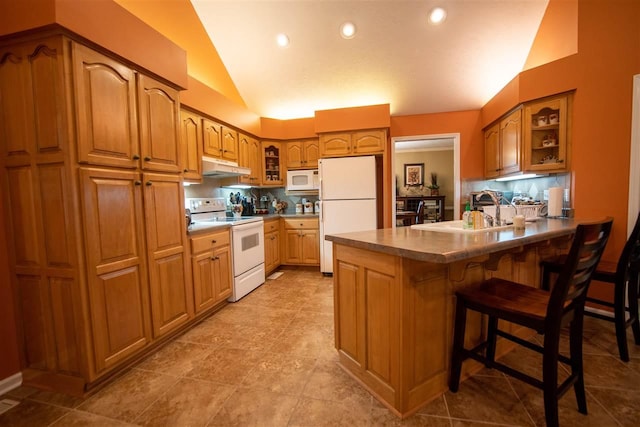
{"left": 340, "top": 22, "right": 356, "bottom": 39}
{"left": 428, "top": 7, "right": 447, "bottom": 25}
{"left": 276, "top": 33, "right": 290, "bottom": 47}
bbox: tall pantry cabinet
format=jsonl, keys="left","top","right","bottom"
{"left": 0, "top": 34, "right": 192, "bottom": 394}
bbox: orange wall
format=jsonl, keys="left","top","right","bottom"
{"left": 0, "top": 0, "right": 188, "bottom": 88}
{"left": 261, "top": 117, "right": 317, "bottom": 140}
{"left": 315, "top": 104, "right": 391, "bottom": 133}
{"left": 391, "top": 110, "right": 485, "bottom": 180}
{"left": 0, "top": 197, "right": 21, "bottom": 380}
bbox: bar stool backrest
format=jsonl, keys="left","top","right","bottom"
{"left": 615, "top": 211, "right": 640, "bottom": 283}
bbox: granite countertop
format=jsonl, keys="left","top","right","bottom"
{"left": 325, "top": 218, "right": 580, "bottom": 264}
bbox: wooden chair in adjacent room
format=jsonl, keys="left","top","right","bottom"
{"left": 449, "top": 218, "right": 613, "bottom": 427}
{"left": 415, "top": 200, "right": 425, "bottom": 225}
{"left": 540, "top": 211, "right": 640, "bottom": 361}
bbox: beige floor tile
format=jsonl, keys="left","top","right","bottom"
{"left": 370, "top": 408, "right": 452, "bottom": 427}
{"left": 289, "top": 397, "right": 371, "bottom": 426}
{"left": 184, "top": 347, "right": 263, "bottom": 385}
{"left": 415, "top": 395, "right": 450, "bottom": 417}
{"left": 50, "top": 410, "right": 136, "bottom": 426}
{"left": 136, "top": 340, "right": 214, "bottom": 376}
{"left": 78, "top": 368, "right": 179, "bottom": 423}
{"left": 582, "top": 353, "right": 640, "bottom": 389}
{"left": 21, "top": 388, "right": 87, "bottom": 409}
{"left": 208, "top": 387, "right": 299, "bottom": 426}
{"left": 302, "top": 360, "right": 372, "bottom": 408}
{"left": 0, "top": 399, "right": 69, "bottom": 427}
{"left": 241, "top": 352, "right": 317, "bottom": 396}
{"left": 135, "top": 377, "right": 234, "bottom": 426}
{"left": 445, "top": 375, "right": 534, "bottom": 426}
{"left": 588, "top": 387, "right": 640, "bottom": 427}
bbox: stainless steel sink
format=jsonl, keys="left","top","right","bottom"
{"left": 411, "top": 220, "right": 514, "bottom": 233}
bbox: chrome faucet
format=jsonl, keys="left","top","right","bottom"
{"left": 476, "top": 190, "right": 502, "bottom": 226}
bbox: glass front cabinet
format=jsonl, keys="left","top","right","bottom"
{"left": 523, "top": 93, "right": 571, "bottom": 173}
{"left": 261, "top": 141, "right": 284, "bottom": 186}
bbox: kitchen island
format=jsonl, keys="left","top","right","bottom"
{"left": 325, "top": 218, "right": 579, "bottom": 418}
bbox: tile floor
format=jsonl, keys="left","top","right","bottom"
{"left": 1, "top": 268, "right": 639, "bottom": 426}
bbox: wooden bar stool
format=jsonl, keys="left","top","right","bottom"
{"left": 540, "top": 211, "right": 640, "bottom": 361}
{"left": 449, "top": 218, "right": 613, "bottom": 427}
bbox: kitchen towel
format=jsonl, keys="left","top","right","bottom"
{"left": 548, "top": 187, "right": 563, "bottom": 217}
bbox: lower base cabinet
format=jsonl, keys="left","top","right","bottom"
{"left": 264, "top": 218, "right": 281, "bottom": 274}
{"left": 282, "top": 218, "right": 319, "bottom": 265}
{"left": 190, "top": 229, "right": 233, "bottom": 313}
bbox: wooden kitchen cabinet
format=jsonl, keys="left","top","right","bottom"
{"left": 286, "top": 139, "right": 320, "bottom": 169}
{"left": 484, "top": 107, "right": 521, "bottom": 178}
{"left": 238, "top": 133, "right": 262, "bottom": 185}
{"left": 523, "top": 93, "right": 571, "bottom": 173}
{"left": 264, "top": 218, "right": 281, "bottom": 274}
{"left": 80, "top": 168, "right": 152, "bottom": 373}
{"left": 143, "top": 173, "right": 193, "bottom": 338}
{"left": 202, "top": 118, "right": 238, "bottom": 162}
{"left": 179, "top": 109, "right": 203, "bottom": 181}
{"left": 319, "top": 129, "right": 387, "bottom": 157}
{"left": 282, "top": 218, "right": 319, "bottom": 265}
{"left": 0, "top": 33, "right": 195, "bottom": 393}
{"left": 262, "top": 141, "right": 285, "bottom": 185}
{"left": 190, "top": 229, "right": 232, "bottom": 313}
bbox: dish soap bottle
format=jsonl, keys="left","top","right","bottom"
{"left": 462, "top": 202, "right": 472, "bottom": 229}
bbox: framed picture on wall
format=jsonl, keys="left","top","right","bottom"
{"left": 404, "top": 163, "right": 424, "bottom": 186}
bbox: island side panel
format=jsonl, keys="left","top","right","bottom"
{"left": 333, "top": 243, "right": 401, "bottom": 411}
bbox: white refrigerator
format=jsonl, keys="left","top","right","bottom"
{"left": 319, "top": 156, "right": 377, "bottom": 274}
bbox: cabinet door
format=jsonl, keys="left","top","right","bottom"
{"left": 262, "top": 141, "right": 284, "bottom": 185}
{"left": 353, "top": 129, "right": 386, "bottom": 154}
{"left": 265, "top": 230, "right": 281, "bottom": 273}
{"left": 320, "top": 133, "right": 351, "bottom": 157}
{"left": 212, "top": 245, "right": 232, "bottom": 302}
{"left": 286, "top": 141, "right": 304, "bottom": 169}
{"left": 238, "top": 133, "right": 262, "bottom": 185}
{"left": 143, "top": 173, "right": 193, "bottom": 338}
{"left": 202, "top": 119, "right": 223, "bottom": 157}
{"left": 221, "top": 126, "right": 238, "bottom": 162}
{"left": 301, "top": 229, "right": 320, "bottom": 264}
{"left": 138, "top": 74, "right": 181, "bottom": 173}
{"left": 303, "top": 139, "right": 320, "bottom": 168}
{"left": 499, "top": 108, "right": 521, "bottom": 176}
{"left": 72, "top": 43, "right": 139, "bottom": 169}
{"left": 79, "top": 168, "right": 150, "bottom": 374}
{"left": 192, "top": 251, "right": 215, "bottom": 313}
{"left": 180, "top": 110, "right": 203, "bottom": 181}
{"left": 523, "top": 96, "right": 569, "bottom": 172}
{"left": 283, "top": 230, "right": 302, "bottom": 264}
{"left": 484, "top": 123, "right": 500, "bottom": 178}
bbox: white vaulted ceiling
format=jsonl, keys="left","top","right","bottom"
{"left": 191, "top": 0, "right": 549, "bottom": 119}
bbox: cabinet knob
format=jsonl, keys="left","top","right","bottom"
{"left": 144, "top": 156, "right": 151, "bottom": 161}
{"left": 134, "top": 180, "right": 142, "bottom": 186}
{"left": 145, "top": 181, "right": 153, "bottom": 186}
{"left": 133, "top": 154, "right": 140, "bottom": 160}
{"left": 183, "top": 169, "right": 189, "bottom": 173}
{"left": 211, "top": 239, "right": 217, "bottom": 244}
{"left": 211, "top": 256, "right": 219, "bottom": 261}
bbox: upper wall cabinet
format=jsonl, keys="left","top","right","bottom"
{"left": 238, "top": 132, "right": 262, "bottom": 185}
{"left": 319, "top": 129, "right": 387, "bottom": 158}
{"left": 179, "top": 109, "right": 203, "bottom": 181}
{"left": 484, "top": 107, "right": 522, "bottom": 179}
{"left": 202, "top": 118, "right": 238, "bottom": 163}
{"left": 286, "top": 139, "right": 319, "bottom": 169}
{"left": 262, "top": 141, "right": 284, "bottom": 186}
{"left": 523, "top": 94, "right": 571, "bottom": 173}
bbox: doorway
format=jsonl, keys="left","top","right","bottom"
{"left": 391, "top": 133, "right": 460, "bottom": 228}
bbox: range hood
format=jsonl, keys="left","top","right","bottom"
{"left": 202, "top": 156, "right": 250, "bottom": 177}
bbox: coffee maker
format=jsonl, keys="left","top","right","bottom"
{"left": 257, "top": 195, "right": 270, "bottom": 214}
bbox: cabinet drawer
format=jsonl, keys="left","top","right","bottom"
{"left": 190, "top": 230, "right": 230, "bottom": 253}
{"left": 264, "top": 219, "right": 279, "bottom": 233}
{"left": 283, "top": 218, "right": 319, "bottom": 229}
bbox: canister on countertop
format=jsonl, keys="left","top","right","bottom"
{"left": 304, "top": 201, "right": 314, "bottom": 214}
{"left": 295, "top": 203, "right": 303, "bottom": 214}
{"left": 315, "top": 200, "right": 320, "bottom": 214}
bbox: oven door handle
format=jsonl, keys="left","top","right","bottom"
{"left": 231, "top": 221, "right": 263, "bottom": 232}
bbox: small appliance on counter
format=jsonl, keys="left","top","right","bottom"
{"left": 304, "top": 200, "right": 314, "bottom": 214}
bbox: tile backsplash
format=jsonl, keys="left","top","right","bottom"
{"left": 462, "top": 173, "right": 571, "bottom": 205}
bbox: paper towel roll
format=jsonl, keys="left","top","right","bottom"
{"left": 548, "top": 187, "right": 563, "bottom": 217}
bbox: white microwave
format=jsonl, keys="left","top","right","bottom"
{"left": 286, "top": 169, "right": 319, "bottom": 191}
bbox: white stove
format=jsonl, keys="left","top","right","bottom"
{"left": 186, "top": 198, "right": 265, "bottom": 302}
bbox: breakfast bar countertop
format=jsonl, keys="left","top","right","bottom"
{"left": 325, "top": 218, "right": 580, "bottom": 264}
